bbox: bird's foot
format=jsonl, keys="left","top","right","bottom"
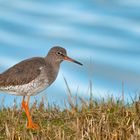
{"left": 27, "top": 122, "right": 39, "bottom": 129}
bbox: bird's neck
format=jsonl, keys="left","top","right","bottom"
{"left": 45, "top": 56, "right": 60, "bottom": 68}
{"left": 44, "top": 57, "right": 60, "bottom": 84}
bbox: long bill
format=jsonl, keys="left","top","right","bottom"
{"left": 63, "top": 56, "right": 83, "bottom": 66}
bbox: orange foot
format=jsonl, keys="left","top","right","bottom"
{"left": 27, "top": 122, "right": 39, "bottom": 129}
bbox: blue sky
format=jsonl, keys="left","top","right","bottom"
{"left": 0, "top": 0, "right": 140, "bottom": 107}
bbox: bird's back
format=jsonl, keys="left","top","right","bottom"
{"left": 0, "top": 57, "right": 47, "bottom": 87}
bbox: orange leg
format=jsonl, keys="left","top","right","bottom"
{"left": 22, "top": 96, "right": 39, "bottom": 129}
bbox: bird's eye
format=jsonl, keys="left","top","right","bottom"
{"left": 56, "top": 51, "right": 62, "bottom": 55}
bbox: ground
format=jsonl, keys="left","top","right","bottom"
{"left": 0, "top": 96, "right": 140, "bottom": 140}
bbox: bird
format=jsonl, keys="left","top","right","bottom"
{"left": 0, "top": 46, "right": 82, "bottom": 129}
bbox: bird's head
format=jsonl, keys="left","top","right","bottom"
{"left": 46, "top": 46, "right": 83, "bottom": 66}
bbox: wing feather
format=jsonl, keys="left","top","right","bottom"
{"left": 0, "top": 57, "right": 46, "bottom": 86}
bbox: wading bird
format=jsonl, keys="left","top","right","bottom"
{"left": 0, "top": 46, "right": 82, "bottom": 129}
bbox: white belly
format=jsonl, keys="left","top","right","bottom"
{"left": 0, "top": 71, "right": 49, "bottom": 96}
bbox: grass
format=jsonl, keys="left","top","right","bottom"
{"left": 0, "top": 95, "right": 140, "bottom": 140}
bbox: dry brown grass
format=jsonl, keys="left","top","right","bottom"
{"left": 0, "top": 95, "right": 140, "bottom": 140}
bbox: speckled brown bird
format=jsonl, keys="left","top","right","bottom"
{"left": 0, "top": 46, "right": 82, "bottom": 129}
